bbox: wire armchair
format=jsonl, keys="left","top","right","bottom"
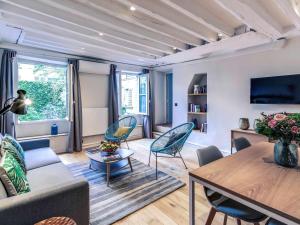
{"left": 105, "top": 116, "right": 137, "bottom": 148}
{"left": 149, "top": 122, "right": 194, "bottom": 179}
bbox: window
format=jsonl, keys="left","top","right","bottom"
{"left": 120, "top": 72, "right": 148, "bottom": 115}
{"left": 17, "top": 59, "right": 68, "bottom": 122}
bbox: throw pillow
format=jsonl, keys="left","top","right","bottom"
{"left": 165, "top": 132, "right": 186, "bottom": 148}
{"left": 1, "top": 141, "right": 26, "bottom": 174}
{"left": 113, "top": 127, "right": 130, "bottom": 137}
{"left": 3, "top": 135, "right": 25, "bottom": 161}
{"left": 0, "top": 151, "right": 30, "bottom": 195}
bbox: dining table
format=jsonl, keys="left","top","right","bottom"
{"left": 189, "top": 142, "right": 300, "bottom": 225}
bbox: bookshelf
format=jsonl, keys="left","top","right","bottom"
{"left": 187, "top": 73, "right": 207, "bottom": 133}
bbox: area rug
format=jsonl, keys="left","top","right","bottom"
{"left": 68, "top": 159, "right": 185, "bottom": 225}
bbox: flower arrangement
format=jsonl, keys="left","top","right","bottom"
{"left": 98, "top": 141, "right": 119, "bottom": 154}
{"left": 255, "top": 112, "right": 300, "bottom": 144}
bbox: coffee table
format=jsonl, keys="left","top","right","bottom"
{"left": 86, "top": 148, "right": 134, "bottom": 186}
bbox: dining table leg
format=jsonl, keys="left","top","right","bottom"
{"left": 189, "top": 176, "right": 195, "bottom": 225}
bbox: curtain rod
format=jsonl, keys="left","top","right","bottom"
{"left": 0, "top": 44, "right": 150, "bottom": 68}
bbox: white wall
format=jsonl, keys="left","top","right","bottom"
{"left": 169, "top": 37, "right": 300, "bottom": 153}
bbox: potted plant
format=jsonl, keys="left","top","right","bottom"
{"left": 255, "top": 112, "right": 300, "bottom": 168}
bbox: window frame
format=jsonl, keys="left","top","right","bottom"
{"left": 16, "top": 57, "right": 69, "bottom": 124}
{"left": 118, "top": 71, "right": 149, "bottom": 116}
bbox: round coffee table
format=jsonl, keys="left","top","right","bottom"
{"left": 86, "top": 148, "right": 134, "bottom": 186}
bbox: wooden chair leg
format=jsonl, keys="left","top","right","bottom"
{"left": 236, "top": 219, "right": 242, "bottom": 225}
{"left": 205, "top": 207, "right": 217, "bottom": 225}
{"left": 223, "top": 214, "right": 228, "bottom": 225}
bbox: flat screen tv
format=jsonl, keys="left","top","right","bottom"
{"left": 250, "top": 74, "right": 300, "bottom": 104}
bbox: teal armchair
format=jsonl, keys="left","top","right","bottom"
{"left": 149, "top": 122, "right": 194, "bottom": 179}
{"left": 105, "top": 116, "right": 137, "bottom": 148}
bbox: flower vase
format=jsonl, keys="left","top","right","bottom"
{"left": 274, "top": 140, "right": 298, "bottom": 168}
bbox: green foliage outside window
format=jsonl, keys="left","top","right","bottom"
{"left": 18, "top": 62, "right": 68, "bottom": 122}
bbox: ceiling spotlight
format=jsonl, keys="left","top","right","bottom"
{"left": 218, "top": 33, "right": 223, "bottom": 38}
{"left": 173, "top": 47, "right": 177, "bottom": 50}
{"left": 291, "top": 0, "right": 300, "bottom": 17}
{"left": 98, "top": 32, "right": 103, "bottom": 36}
{"left": 130, "top": 6, "right": 136, "bottom": 11}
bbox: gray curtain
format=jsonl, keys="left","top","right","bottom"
{"left": 143, "top": 69, "right": 154, "bottom": 138}
{"left": 0, "top": 50, "right": 17, "bottom": 137}
{"left": 68, "top": 59, "right": 82, "bottom": 152}
{"left": 108, "top": 64, "right": 119, "bottom": 125}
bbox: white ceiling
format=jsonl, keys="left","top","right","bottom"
{"left": 0, "top": 0, "right": 300, "bottom": 66}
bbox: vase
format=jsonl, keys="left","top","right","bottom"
{"left": 274, "top": 140, "right": 298, "bottom": 168}
{"left": 239, "top": 118, "right": 250, "bottom": 130}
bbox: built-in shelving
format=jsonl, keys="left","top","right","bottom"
{"left": 187, "top": 73, "right": 207, "bottom": 133}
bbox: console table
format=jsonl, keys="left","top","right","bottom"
{"left": 231, "top": 129, "right": 268, "bottom": 154}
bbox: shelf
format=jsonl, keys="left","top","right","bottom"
{"left": 188, "top": 93, "right": 207, "bottom": 96}
{"left": 188, "top": 112, "right": 207, "bottom": 115}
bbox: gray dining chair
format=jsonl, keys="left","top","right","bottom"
{"left": 196, "top": 146, "right": 267, "bottom": 225}
{"left": 266, "top": 219, "right": 286, "bottom": 225}
{"left": 234, "top": 137, "right": 251, "bottom": 151}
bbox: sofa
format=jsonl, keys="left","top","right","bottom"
{"left": 0, "top": 137, "right": 89, "bottom": 225}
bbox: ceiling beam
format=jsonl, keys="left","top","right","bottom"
{"left": 86, "top": 0, "right": 202, "bottom": 46}
{"left": 0, "top": 7, "right": 166, "bottom": 57}
{"left": 273, "top": 0, "right": 300, "bottom": 29}
{"left": 1, "top": 16, "right": 157, "bottom": 60}
{"left": 35, "top": 0, "right": 187, "bottom": 50}
{"left": 118, "top": 0, "right": 218, "bottom": 42}
{"left": 160, "top": 0, "right": 234, "bottom": 36}
{"left": 0, "top": 1, "right": 175, "bottom": 53}
{"left": 214, "top": 0, "right": 284, "bottom": 39}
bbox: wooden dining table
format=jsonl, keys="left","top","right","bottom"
{"left": 189, "top": 142, "right": 300, "bottom": 225}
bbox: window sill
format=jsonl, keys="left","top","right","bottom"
{"left": 17, "top": 119, "right": 69, "bottom": 125}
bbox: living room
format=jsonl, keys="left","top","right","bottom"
{"left": 0, "top": 1, "right": 300, "bottom": 225}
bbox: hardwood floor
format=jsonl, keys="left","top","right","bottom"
{"left": 59, "top": 139, "right": 263, "bottom": 225}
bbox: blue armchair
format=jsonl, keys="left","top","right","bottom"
{"left": 105, "top": 116, "right": 137, "bottom": 148}
{"left": 149, "top": 122, "right": 194, "bottom": 179}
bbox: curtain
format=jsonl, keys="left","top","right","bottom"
{"left": 0, "top": 50, "right": 17, "bottom": 137}
{"left": 108, "top": 64, "right": 119, "bottom": 125}
{"left": 143, "top": 69, "right": 154, "bottom": 138}
{"left": 68, "top": 59, "right": 82, "bottom": 152}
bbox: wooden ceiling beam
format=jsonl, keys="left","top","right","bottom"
{"left": 37, "top": 0, "right": 187, "bottom": 50}
{"left": 0, "top": 0, "right": 175, "bottom": 53}
{"left": 273, "top": 0, "right": 300, "bottom": 29}
{"left": 86, "top": 0, "right": 202, "bottom": 47}
{"left": 1, "top": 16, "right": 157, "bottom": 60}
{"left": 160, "top": 0, "right": 234, "bottom": 37}
{"left": 215, "top": 0, "right": 284, "bottom": 39}
{"left": 118, "top": 0, "right": 218, "bottom": 42}
{"left": 0, "top": 6, "right": 166, "bottom": 57}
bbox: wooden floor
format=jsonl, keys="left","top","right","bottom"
{"left": 59, "top": 139, "right": 263, "bottom": 225}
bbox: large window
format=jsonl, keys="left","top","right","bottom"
{"left": 17, "top": 59, "right": 68, "bottom": 122}
{"left": 120, "top": 72, "right": 148, "bottom": 115}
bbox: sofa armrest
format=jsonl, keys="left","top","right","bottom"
{"left": 0, "top": 178, "right": 89, "bottom": 225}
{"left": 19, "top": 138, "right": 50, "bottom": 151}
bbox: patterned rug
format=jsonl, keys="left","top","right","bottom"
{"left": 68, "top": 159, "right": 185, "bottom": 225}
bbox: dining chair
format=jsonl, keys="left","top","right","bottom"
{"left": 149, "top": 122, "right": 194, "bottom": 179}
{"left": 104, "top": 116, "right": 137, "bottom": 149}
{"left": 196, "top": 145, "right": 267, "bottom": 225}
{"left": 266, "top": 218, "right": 286, "bottom": 225}
{"left": 234, "top": 137, "right": 251, "bottom": 151}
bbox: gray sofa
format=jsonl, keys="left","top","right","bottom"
{"left": 0, "top": 138, "right": 89, "bottom": 225}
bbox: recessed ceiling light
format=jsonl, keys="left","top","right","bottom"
{"left": 130, "top": 6, "right": 136, "bottom": 11}
{"left": 173, "top": 47, "right": 177, "bottom": 50}
{"left": 98, "top": 32, "right": 103, "bottom": 36}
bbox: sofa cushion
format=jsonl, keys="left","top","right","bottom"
{"left": 1, "top": 141, "right": 26, "bottom": 174}
{"left": 27, "top": 162, "right": 75, "bottom": 191}
{"left": 25, "top": 147, "right": 61, "bottom": 171}
{"left": 0, "top": 180, "right": 8, "bottom": 199}
{"left": 0, "top": 151, "right": 30, "bottom": 195}
{"left": 3, "top": 135, "right": 25, "bottom": 161}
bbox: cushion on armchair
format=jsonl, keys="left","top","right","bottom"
{"left": 113, "top": 127, "right": 130, "bottom": 137}
{"left": 0, "top": 151, "right": 30, "bottom": 195}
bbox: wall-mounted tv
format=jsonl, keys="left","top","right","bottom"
{"left": 250, "top": 74, "right": 300, "bottom": 104}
